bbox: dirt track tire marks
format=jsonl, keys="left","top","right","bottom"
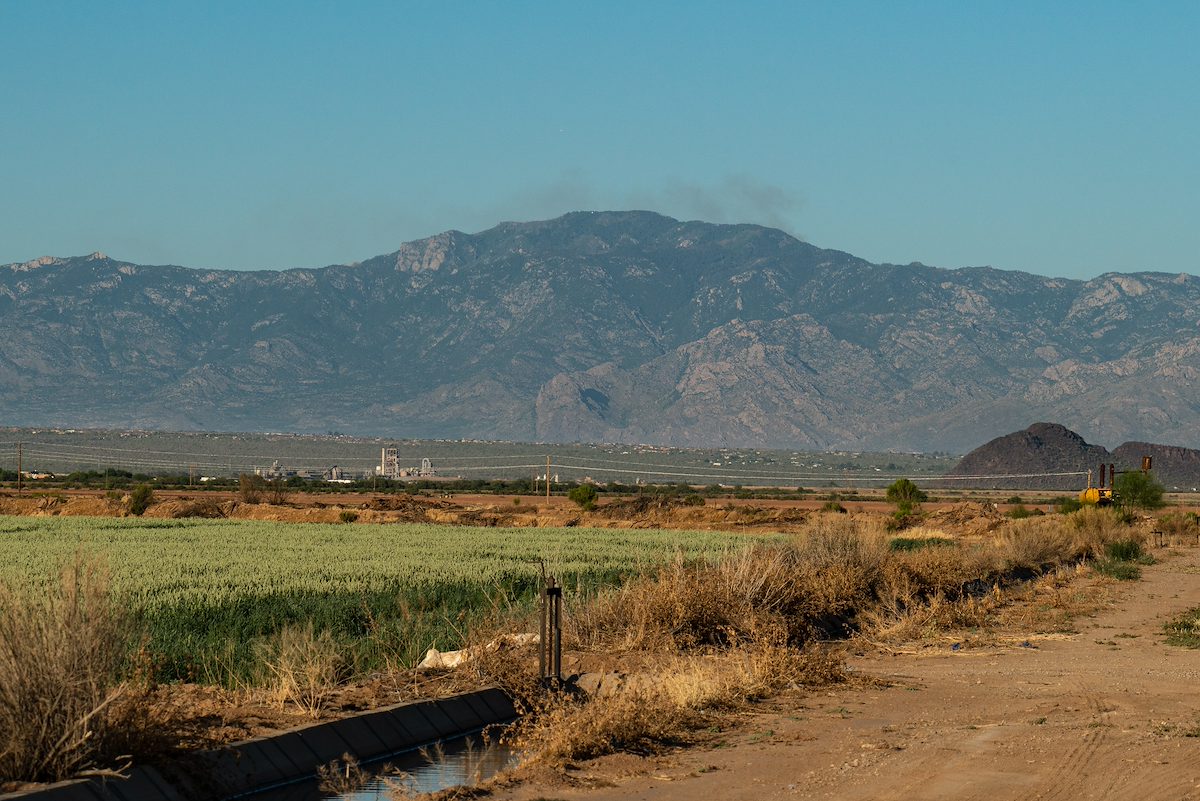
{"left": 1035, "top": 684, "right": 1112, "bottom": 801}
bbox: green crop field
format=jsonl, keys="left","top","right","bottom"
{"left": 0, "top": 515, "right": 757, "bottom": 684}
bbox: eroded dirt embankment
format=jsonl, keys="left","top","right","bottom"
{"left": 0, "top": 490, "right": 1021, "bottom": 534}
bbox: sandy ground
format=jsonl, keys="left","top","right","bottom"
{"left": 493, "top": 548, "right": 1200, "bottom": 801}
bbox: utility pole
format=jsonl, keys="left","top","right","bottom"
{"left": 546, "top": 455, "right": 551, "bottom": 503}
{"left": 16, "top": 442, "right": 22, "bottom": 495}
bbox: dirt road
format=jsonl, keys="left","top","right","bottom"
{"left": 498, "top": 549, "right": 1200, "bottom": 801}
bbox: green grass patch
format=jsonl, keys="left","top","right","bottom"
{"left": 1165, "top": 607, "right": 1200, "bottom": 648}
{"left": 1093, "top": 559, "right": 1141, "bottom": 581}
{"left": 1006, "top": 504, "right": 1043, "bottom": 520}
{"left": 888, "top": 536, "right": 955, "bottom": 552}
{"left": 1104, "top": 539, "right": 1144, "bottom": 562}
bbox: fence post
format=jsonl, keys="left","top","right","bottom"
{"left": 540, "top": 574, "right": 563, "bottom": 686}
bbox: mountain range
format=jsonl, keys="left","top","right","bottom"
{"left": 3, "top": 211, "right": 1198, "bottom": 453}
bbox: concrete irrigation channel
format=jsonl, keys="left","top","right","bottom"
{"left": 1, "top": 688, "right": 519, "bottom": 801}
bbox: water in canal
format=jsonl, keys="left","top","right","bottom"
{"left": 249, "top": 733, "right": 520, "bottom": 801}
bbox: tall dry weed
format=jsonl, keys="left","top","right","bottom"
{"left": 566, "top": 541, "right": 859, "bottom": 652}
{"left": 794, "top": 513, "right": 888, "bottom": 569}
{"left": 996, "top": 507, "right": 1137, "bottom": 569}
{"left": 0, "top": 555, "right": 137, "bottom": 784}
{"left": 517, "top": 689, "right": 694, "bottom": 763}
{"left": 995, "top": 516, "right": 1077, "bottom": 569}
{"left": 1067, "top": 506, "right": 1136, "bottom": 558}
{"left": 569, "top": 516, "right": 901, "bottom": 652}
{"left": 258, "top": 622, "right": 345, "bottom": 716}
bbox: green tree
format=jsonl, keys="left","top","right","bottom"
{"left": 127, "top": 484, "right": 154, "bottom": 516}
{"left": 568, "top": 484, "right": 598, "bottom": 510}
{"left": 885, "top": 478, "right": 928, "bottom": 515}
{"left": 1114, "top": 470, "right": 1165, "bottom": 512}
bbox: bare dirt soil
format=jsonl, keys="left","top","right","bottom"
{"left": 490, "top": 548, "right": 1200, "bottom": 801}
{"left": 2, "top": 488, "right": 1197, "bottom": 530}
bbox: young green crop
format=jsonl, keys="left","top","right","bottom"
{"left": 0, "top": 516, "right": 758, "bottom": 684}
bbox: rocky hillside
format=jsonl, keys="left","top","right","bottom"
{"left": 3, "top": 211, "right": 1199, "bottom": 452}
{"left": 948, "top": 423, "right": 1200, "bottom": 490}
{"left": 948, "top": 423, "right": 1111, "bottom": 490}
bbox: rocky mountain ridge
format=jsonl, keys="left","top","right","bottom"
{"left": 948, "top": 423, "right": 1200, "bottom": 490}
{"left": 2, "top": 211, "right": 1199, "bottom": 452}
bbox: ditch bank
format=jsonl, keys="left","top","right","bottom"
{"left": 0, "top": 688, "right": 518, "bottom": 801}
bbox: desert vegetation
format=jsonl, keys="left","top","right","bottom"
{"left": 468, "top": 507, "right": 1158, "bottom": 768}
{"left": 0, "top": 502, "right": 1175, "bottom": 787}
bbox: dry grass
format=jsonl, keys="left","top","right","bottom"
{"left": 565, "top": 545, "right": 802, "bottom": 652}
{"left": 512, "top": 642, "right": 844, "bottom": 766}
{"left": 516, "top": 689, "right": 695, "bottom": 763}
{"left": 994, "top": 563, "right": 1115, "bottom": 634}
{"left": 0, "top": 555, "right": 144, "bottom": 784}
{"left": 567, "top": 515, "right": 896, "bottom": 654}
{"left": 994, "top": 516, "right": 1076, "bottom": 569}
{"left": 1067, "top": 507, "right": 1140, "bottom": 558}
{"left": 992, "top": 507, "right": 1141, "bottom": 569}
{"left": 258, "top": 621, "right": 346, "bottom": 716}
{"left": 317, "top": 753, "right": 373, "bottom": 794}
{"left": 1157, "top": 512, "right": 1200, "bottom": 547}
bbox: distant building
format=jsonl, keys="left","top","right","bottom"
{"left": 256, "top": 460, "right": 293, "bottom": 479}
{"left": 379, "top": 447, "right": 400, "bottom": 479}
{"left": 376, "top": 447, "right": 435, "bottom": 479}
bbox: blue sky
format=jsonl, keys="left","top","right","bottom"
{"left": 2, "top": 1, "right": 1197, "bottom": 278}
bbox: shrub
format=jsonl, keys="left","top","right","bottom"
{"left": 682, "top": 493, "right": 706, "bottom": 507}
{"left": 239, "top": 473, "right": 266, "bottom": 504}
{"left": 1006, "top": 496, "right": 1024, "bottom": 504}
{"left": 127, "top": 484, "right": 154, "bottom": 516}
{"left": 1114, "top": 470, "right": 1165, "bottom": 512}
{"left": 885, "top": 478, "right": 928, "bottom": 516}
{"left": 338, "top": 510, "right": 359, "bottom": 524}
{"left": 568, "top": 484, "right": 598, "bottom": 510}
{"left": 1105, "top": 539, "right": 1144, "bottom": 563}
{"left": 821, "top": 501, "right": 848, "bottom": 514}
{"left": 266, "top": 479, "right": 290, "bottom": 505}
